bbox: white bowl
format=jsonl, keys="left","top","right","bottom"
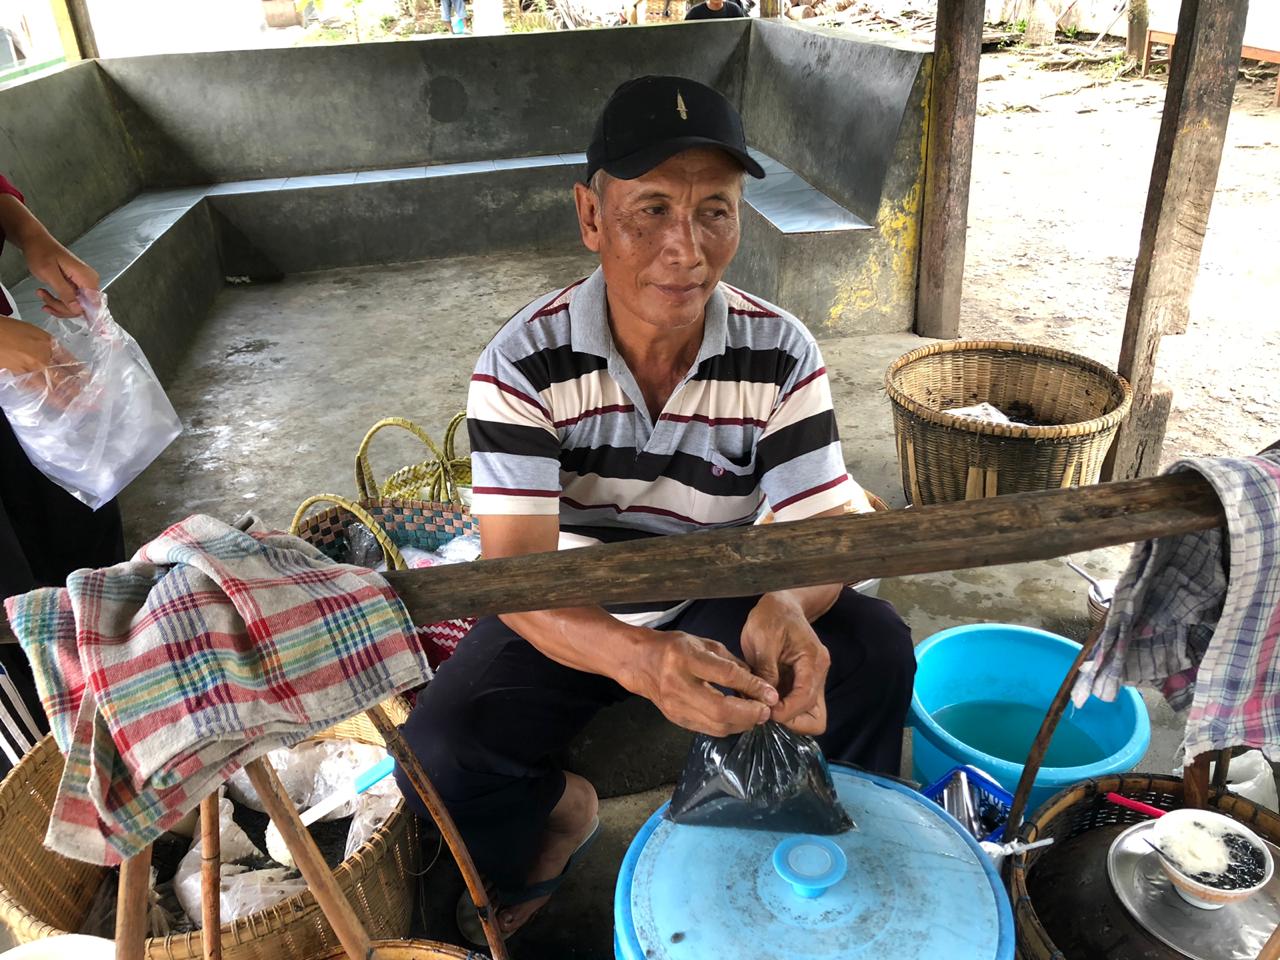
{"left": 1151, "top": 808, "right": 1274, "bottom": 910}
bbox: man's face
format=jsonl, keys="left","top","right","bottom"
{"left": 574, "top": 148, "right": 743, "bottom": 335}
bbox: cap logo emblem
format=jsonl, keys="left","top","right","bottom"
{"left": 676, "top": 91, "right": 688, "bottom": 120}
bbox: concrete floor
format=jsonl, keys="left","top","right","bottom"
{"left": 121, "top": 253, "right": 1183, "bottom": 959}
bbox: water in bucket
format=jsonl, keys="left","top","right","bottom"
{"left": 932, "top": 700, "right": 1109, "bottom": 768}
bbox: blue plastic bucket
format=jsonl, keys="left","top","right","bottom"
{"left": 907, "top": 623, "right": 1150, "bottom": 814}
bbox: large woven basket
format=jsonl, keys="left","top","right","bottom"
{"left": 0, "top": 702, "right": 420, "bottom": 960}
{"left": 885, "top": 341, "right": 1131, "bottom": 505}
{"left": 316, "top": 940, "right": 480, "bottom": 959}
{"left": 1010, "top": 772, "right": 1280, "bottom": 959}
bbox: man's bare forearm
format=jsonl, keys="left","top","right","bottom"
{"left": 499, "top": 605, "right": 655, "bottom": 692}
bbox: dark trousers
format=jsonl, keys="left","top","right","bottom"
{"left": 0, "top": 413, "right": 126, "bottom": 776}
{"left": 395, "top": 588, "right": 915, "bottom": 893}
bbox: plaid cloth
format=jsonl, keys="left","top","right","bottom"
{"left": 1072, "top": 452, "right": 1280, "bottom": 763}
{"left": 4, "top": 514, "right": 427, "bottom": 865}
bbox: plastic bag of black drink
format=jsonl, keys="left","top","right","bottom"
{"left": 665, "top": 721, "right": 854, "bottom": 834}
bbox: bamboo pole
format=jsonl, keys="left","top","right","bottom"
{"left": 199, "top": 792, "right": 222, "bottom": 960}
{"left": 114, "top": 845, "right": 153, "bottom": 960}
{"left": 1006, "top": 620, "right": 1106, "bottom": 836}
{"left": 364, "top": 705, "right": 510, "bottom": 960}
{"left": 0, "top": 473, "right": 1229, "bottom": 648}
{"left": 243, "top": 758, "right": 372, "bottom": 960}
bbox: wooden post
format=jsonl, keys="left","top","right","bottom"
{"left": 1183, "top": 753, "right": 1212, "bottom": 808}
{"left": 114, "top": 846, "right": 153, "bottom": 960}
{"left": 244, "top": 759, "right": 373, "bottom": 960}
{"left": 915, "top": 0, "right": 985, "bottom": 340}
{"left": 1128, "top": 0, "right": 1149, "bottom": 59}
{"left": 60, "top": 0, "right": 100, "bottom": 59}
{"left": 199, "top": 793, "right": 223, "bottom": 960}
{"left": 1102, "top": 0, "right": 1250, "bottom": 481}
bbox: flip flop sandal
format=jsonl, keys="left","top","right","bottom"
{"left": 456, "top": 817, "right": 602, "bottom": 946}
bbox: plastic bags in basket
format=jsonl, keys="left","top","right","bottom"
{"left": 0, "top": 290, "right": 181, "bottom": 509}
{"left": 665, "top": 721, "right": 854, "bottom": 834}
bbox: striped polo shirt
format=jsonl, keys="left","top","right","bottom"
{"left": 467, "top": 267, "right": 865, "bottom": 624}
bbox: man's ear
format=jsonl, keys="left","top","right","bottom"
{"left": 574, "top": 182, "right": 603, "bottom": 254}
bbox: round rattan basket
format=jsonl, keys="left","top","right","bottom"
{"left": 0, "top": 703, "right": 420, "bottom": 960}
{"left": 1010, "top": 772, "right": 1280, "bottom": 959}
{"left": 885, "top": 341, "right": 1131, "bottom": 505}
{"left": 316, "top": 940, "right": 479, "bottom": 959}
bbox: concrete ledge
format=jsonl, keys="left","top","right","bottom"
{"left": 10, "top": 148, "right": 869, "bottom": 353}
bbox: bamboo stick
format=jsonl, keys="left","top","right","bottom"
{"left": 0, "top": 474, "right": 1228, "bottom": 647}
{"left": 364, "top": 705, "right": 510, "bottom": 960}
{"left": 114, "top": 845, "right": 153, "bottom": 960}
{"left": 1006, "top": 620, "right": 1106, "bottom": 837}
{"left": 243, "top": 758, "right": 372, "bottom": 960}
{"left": 199, "top": 792, "right": 222, "bottom": 960}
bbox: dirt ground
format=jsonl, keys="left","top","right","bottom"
{"left": 955, "top": 43, "right": 1279, "bottom": 467}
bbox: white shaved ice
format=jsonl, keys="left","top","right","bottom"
{"left": 1153, "top": 810, "right": 1236, "bottom": 877}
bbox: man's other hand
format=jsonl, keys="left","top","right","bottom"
{"left": 630, "top": 631, "right": 778, "bottom": 737}
{"left": 741, "top": 594, "right": 831, "bottom": 736}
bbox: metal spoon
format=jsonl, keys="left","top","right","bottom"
{"left": 1066, "top": 560, "right": 1115, "bottom": 601}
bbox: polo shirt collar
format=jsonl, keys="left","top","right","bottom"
{"left": 569, "top": 266, "right": 729, "bottom": 364}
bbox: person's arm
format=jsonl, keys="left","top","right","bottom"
{"left": 478, "top": 514, "right": 778, "bottom": 737}
{"left": 0, "top": 194, "right": 99, "bottom": 318}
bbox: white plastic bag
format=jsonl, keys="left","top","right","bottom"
{"left": 173, "top": 796, "right": 307, "bottom": 927}
{"left": 0, "top": 290, "right": 181, "bottom": 509}
{"left": 343, "top": 780, "right": 402, "bottom": 860}
{"left": 226, "top": 740, "right": 388, "bottom": 819}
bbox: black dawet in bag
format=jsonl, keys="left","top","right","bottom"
{"left": 665, "top": 721, "right": 854, "bottom": 834}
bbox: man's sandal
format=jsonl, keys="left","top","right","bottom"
{"left": 456, "top": 817, "right": 603, "bottom": 946}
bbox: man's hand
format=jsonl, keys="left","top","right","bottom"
{"left": 627, "top": 631, "right": 778, "bottom": 737}
{"left": 24, "top": 234, "right": 99, "bottom": 319}
{"left": 741, "top": 593, "right": 832, "bottom": 736}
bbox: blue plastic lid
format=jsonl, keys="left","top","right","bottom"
{"left": 772, "top": 836, "right": 848, "bottom": 899}
{"left": 614, "top": 766, "right": 1014, "bottom": 960}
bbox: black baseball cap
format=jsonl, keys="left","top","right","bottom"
{"left": 585, "top": 76, "right": 766, "bottom": 183}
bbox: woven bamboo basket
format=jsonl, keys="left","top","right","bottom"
{"left": 316, "top": 940, "right": 480, "bottom": 959}
{"left": 884, "top": 341, "right": 1132, "bottom": 505}
{"left": 0, "top": 702, "right": 420, "bottom": 960}
{"left": 1010, "top": 772, "right": 1280, "bottom": 959}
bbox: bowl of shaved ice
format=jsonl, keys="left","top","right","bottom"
{"left": 1150, "top": 808, "right": 1274, "bottom": 909}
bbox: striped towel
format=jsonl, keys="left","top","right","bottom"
{"left": 1072, "top": 452, "right": 1280, "bottom": 763}
{"left": 3, "top": 515, "right": 426, "bottom": 865}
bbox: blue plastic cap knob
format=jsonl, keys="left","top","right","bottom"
{"left": 772, "top": 836, "right": 848, "bottom": 899}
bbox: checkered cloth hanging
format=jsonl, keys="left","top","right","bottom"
{"left": 4, "top": 514, "right": 426, "bottom": 865}
{"left": 1073, "top": 452, "right": 1280, "bottom": 764}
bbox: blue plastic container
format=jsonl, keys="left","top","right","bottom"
{"left": 908, "top": 623, "right": 1150, "bottom": 814}
{"left": 614, "top": 765, "right": 1014, "bottom": 960}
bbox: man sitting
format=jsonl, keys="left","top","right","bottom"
{"left": 395, "top": 75, "right": 915, "bottom": 942}
{"left": 684, "top": 0, "right": 747, "bottom": 19}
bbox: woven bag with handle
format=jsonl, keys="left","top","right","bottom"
{"left": 291, "top": 493, "right": 478, "bottom": 670}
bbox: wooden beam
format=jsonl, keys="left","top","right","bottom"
{"left": 0, "top": 474, "right": 1229, "bottom": 646}
{"left": 1102, "top": 0, "right": 1250, "bottom": 481}
{"left": 915, "top": 0, "right": 985, "bottom": 340}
